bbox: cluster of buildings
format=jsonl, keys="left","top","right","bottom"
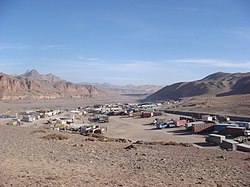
{"left": 5, "top": 109, "right": 62, "bottom": 125}
{"left": 154, "top": 111, "right": 250, "bottom": 152}
{"left": 4, "top": 102, "right": 164, "bottom": 132}
{"left": 2, "top": 101, "right": 250, "bottom": 152}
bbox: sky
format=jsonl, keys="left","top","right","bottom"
{"left": 0, "top": 0, "right": 250, "bottom": 86}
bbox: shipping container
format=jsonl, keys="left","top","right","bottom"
{"left": 235, "top": 121, "right": 250, "bottom": 129}
{"left": 207, "top": 134, "right": 226, "bottom": 145}
{"left": 202, "top": 115, "right": 213, "bottom": 122}
{"left": 214, "top": 123, "right": 237, "bottom": 132}
{"left": 237, "top": 144, "right": 250, "bottom": 152}
{"left": 141, "top": 112, "right": 153, "bottom": 118}
{"left": 185, "top": 121, "right": 205, "bottom": 130}
{"left": 180, "top": 116, "right": 195, "bottom": 123}
{"left": 225, "top": 126, "right": 245, "bottom": 137}
{"left": 153, "top": 111, "right": 162, "bottom": 116}
{"left": 220, "top": 139, "right": 238, "bottom": 151}
{"left": 192, "top": 123, "right": 214, "bottom": 134}
{"left": 173, "top": 119, "right": 187, "bottom": 127}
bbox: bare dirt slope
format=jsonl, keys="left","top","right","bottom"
{"left": 167, "top": 94, "right": 250, "bottom": 117}
{"left": 145, "top": 72, "right": 250, "bottom": 101}
{"left": 0, "top": 124, "right": 249, "bottom": 187}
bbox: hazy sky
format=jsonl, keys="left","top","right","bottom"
{"left": 0, "top": 0, "right": 250, "bottom": 85}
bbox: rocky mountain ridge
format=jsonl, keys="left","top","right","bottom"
{"left": 20, "top": 69, "right": 62, "bottom": 83}
{"left": 0, "top": 70, "right": 104, "bottom": 100}
{"left": 145, "top": 72, "right": 250, "bottom": 102}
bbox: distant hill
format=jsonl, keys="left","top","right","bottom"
{"left": 144, "top": 72, "right": 250, "bottom": 102}
{"left": 83, "top": 82, "right": 163, "bottom": 95}
{"left": 20, "top": 69, "right": 62, "bottom": 83}
{"left": 0, "top": 70, "right": 104, "bottom": 100}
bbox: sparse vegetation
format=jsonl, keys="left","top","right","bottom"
{"left": 84, "top": 133, "right": 131, "bottom": 143}
{"left": 31, "top": 129, "right": 47, "bottom": 134}
{"left": 244, "top": 157, "right": 250, "bottom": 161}
{"left": 85, "top": 137, "right": 96, "bottom": 141}
{"left": 42, "top": 133, "right": 69, "bottom": 140}
{"left": 133, "top": 140, "right": 193, "bottom": 147}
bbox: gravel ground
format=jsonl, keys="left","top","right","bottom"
{"left": 0, "top": 124, "right": 249, "bottom": 187}
{"left": 0, "top": 96, "right": 250, "bottom": 187}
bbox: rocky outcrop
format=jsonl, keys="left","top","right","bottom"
{"left": 0, "top": 70, "right": 104, "bottom": 100}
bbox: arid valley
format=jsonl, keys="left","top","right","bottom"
{"left": 1, "top": 89, "right": 250, "bottom": 186}
{"left": 2, "top": 1, "right": 250, "bottom": 186}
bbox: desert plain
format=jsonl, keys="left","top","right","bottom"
{"left": 0, "top": 94, "right": 250, "bottom": 187}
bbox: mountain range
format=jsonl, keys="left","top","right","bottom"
{"left": 0, "top": 69, "right": 103, "bottom": 100}
{"left": 145, "top": 72, "right": 250, "bottom": 102}
{"left": 1, "top": 70, "right": 250, "bottom": 102}
{"left": 85, "top": 82, "right": 163, "bottom": 95}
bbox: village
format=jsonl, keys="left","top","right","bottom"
{"left": 1, "top": 101, "right": 250, "bottom": 153}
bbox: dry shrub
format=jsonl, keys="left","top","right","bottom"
{"left": 98, "top": 137, "right": 109, "bottom": 142}
{"left": 244, "top": 157, "right": 250, "bottom": 161}
{"left": 84, "top": 134, "right": 107, "bottom": 142}
{"left": 133, "top": 140, "right": 192, "bottom": 147}
{"left": 83, "top": 133, "right": 131, "bottom": 143}
{"left": 114, "top": 138, "right": 131, "bottom": 143}
{"left": 90, "top": 133, "right": 105, "bottom": 139}
{"left": 134, "top": 140, "right": 165, "bottom": 145}
{"left": 85, "top": 137, "right": 96, "bottom": 141}
{"left": 42, "top": 133, "right": 68, "bottom": 140}
{"left": 164, "top": 141, "right": 193, "bottom": 147}
{"left": 164, "top": 141, "right": 182, "bottom": 146}
{"left": 45, "top": 176, "right": 60, "bottom": 180}
{"left": 31, "top": 129, "right": 47, "bottom": 134}
{"left": 216, "top": 182, "right": 223, "bottom": 187}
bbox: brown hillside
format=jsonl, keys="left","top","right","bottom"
{"left": 145, "top": 72, "right": 250, "bottom": 101}
{"left": 0, "top": 71, "right": 104, "bottom": 100}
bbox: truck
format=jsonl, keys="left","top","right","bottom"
{"left": 80, "top": 125, "right": 107, "bottom": 135}
{"left": 155, "top": 119, "right": 175, "bottom": 129}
